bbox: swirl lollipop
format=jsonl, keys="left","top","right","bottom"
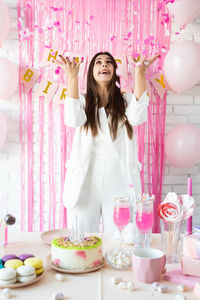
{"left": 158, "top": 202, "right": 183, "bottom": 223}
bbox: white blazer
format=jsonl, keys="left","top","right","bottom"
{"left": 63, "top": 91, "right": 149, "bottom": 208}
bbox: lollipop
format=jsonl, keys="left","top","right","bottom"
{"left": 158, "top": 202, "right": 183, "bottom": 223}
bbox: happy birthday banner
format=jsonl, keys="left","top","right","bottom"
{"left": 20, "top": 48, "right": 169, "bottom": 105}
{"left": 17, "top": 0, "right": 171, "bottom": 233}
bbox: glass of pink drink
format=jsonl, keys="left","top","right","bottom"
{"left": 135, "top": 199, "right": 154, "bottom": 248}
{"left": 113, "top": 197, "right": 131, "bottom": 250}
{"left": 105, "top": 197, "right": 132, "bottom": 270}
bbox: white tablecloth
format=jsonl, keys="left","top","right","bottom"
{"left": 0, "top": 232, "right": 197, "bottom": 300}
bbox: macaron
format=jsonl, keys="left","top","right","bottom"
{"left": 1, "top": 254, "right": 19, "bottom": 264}
{"left": 17, "top": 265, "right": 36, "bottom": 283}
{"left": 4, "top": 259, "right": 23, "bottom": 270}
{"left": 0, "top": 268, "right": 16, "bottom": 285}
{"left": 18, "top": 254, "right": 35, "bottom": 262}
{"left": 0, "top": 260, "right": 4, "bottom": 269}
{"left": 24, "top": 257, "right": 43, "bottom": 275}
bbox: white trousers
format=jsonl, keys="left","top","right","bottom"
{"left": 67, "top": 153, "right": 141, "bottom": 233}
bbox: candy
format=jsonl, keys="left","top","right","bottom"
{"left": 177, "top": 284, "right": 186, "bottom": 292}
{"left": 127, "top": 281, "right": 135, "bottom": 291}
{"left": 106, "top": 249, "right": 131, "bottom": 269}
{"left": 158, "top": 202, "right": 183, "bottom": 223}
{"left": 1, "top": 288, "right": 11, "bottom": 298}
{"left": 52, "top": 292, "right": 64, "bottom": 300}
{"left": 119, "top": 281, "right": 127, "bottom": 289}
{"left": 151, "top": 282, "right": 160, "bottom": 291}
{"left": 55, "top": 273, "right": 65, "bottom": 282}
{"left": 110, "top": 277, "right": 122, "bottom": 285}
{"left": 157, "top": 285, "right": 168, "bottom": 293}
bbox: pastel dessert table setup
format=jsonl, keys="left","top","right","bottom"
{"left": 0, "top": 230, "right": 197, "bottom": 300}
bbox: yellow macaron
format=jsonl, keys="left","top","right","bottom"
{"left": 4, "top": 259, "right": 23, "bottom": 270}
{"left": 24, "top": 257, "right": 43, "bottom": 275}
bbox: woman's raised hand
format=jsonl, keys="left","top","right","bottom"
{"left": 133, "top": 54, "right": 160, "bottom": 75}
{"left": 54, "top": 55, "right": 82, "bottom": 78}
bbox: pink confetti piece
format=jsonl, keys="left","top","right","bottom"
{"left": 175, "top": 32, "right": 180, "bottom": 35}
{"left": 47, "top": 26, "right": 53, "bottom": 30}
{"left": 90, "top": 15, "right": 95, "bottom": 20}
{"left": 115, "top": 81, "right": 121, "bottom": 88}
{"left": 26, "top": 1, "right": 31, "bottom": 8}
{"left": 54, "top": 21, "right": 60, "bottom": 27}
{"left": 55, "top": 67, "right": 61, "bottom": 74}
{"left": 38, "top": 28, "right": 43, "bottom": 34}
{"left": 68, "top": 10, "right": 72, "bottom": 15}
{"left": 144, "top": 38, "right": 149, "bottom": 45}
{"left": 127, "top": 32, "right": 132, "bottom": 38}
{"left": 81, "top": 57, "right": 84, "bottom": 61}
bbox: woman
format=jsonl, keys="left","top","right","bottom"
{"left": 56, "top": 52, "right": 159, "bottom": 233}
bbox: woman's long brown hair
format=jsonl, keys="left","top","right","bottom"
{"left": 83, "top": 52, "right": 133, "bottom": 140}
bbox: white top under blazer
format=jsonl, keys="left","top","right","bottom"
{"left": 63, "top": 91, "right": 149, "bottom": 208}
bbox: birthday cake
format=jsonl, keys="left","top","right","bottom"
{"left": 51, "top": 236, "right": 103, "bottom": 270}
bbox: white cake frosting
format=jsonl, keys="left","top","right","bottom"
{"left": 51, "top": 236, "right": 103, "bottom": 270}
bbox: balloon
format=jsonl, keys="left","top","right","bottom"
{"left": 0, "top": 0, "right": 10, "bottom": 43}
{"left": 165, "top": 124, "right": 200, "bottom": 168}
{"left": 0, "top": 113, "right": 7, "bottom": 149}
{"left": 167, "top": 0, "right": 200, "bottom": 27}
{"left": 0, "top": 58, "right": 18, "bottom": 99}
{"left": 164, "top": 41, "right": 200, "bottom": 93}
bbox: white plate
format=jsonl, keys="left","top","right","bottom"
{"left": 40, "top": 229, "right": 72, "bottom": 245}
{"left": 0, "top": 271, "right": 45, "bottom": 289}
{"left": 46, "top": 255, "right": 105, "bottom": 274}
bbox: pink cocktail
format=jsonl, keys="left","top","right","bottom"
{"left": 135, "top": 197, "right": 154, "bottom": 248}
{"left": 113, "top": 206, "right": 130, "bottom": 231}
{"left": 136, "top": 211, "right": 153, "bottom": 233}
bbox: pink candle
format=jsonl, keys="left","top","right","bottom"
{"left": 187, "top": 175, "right": 192, "bottom": 235}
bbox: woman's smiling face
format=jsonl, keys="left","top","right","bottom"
{"left": 93, "top": 54, "right": 114, "bottom": 84}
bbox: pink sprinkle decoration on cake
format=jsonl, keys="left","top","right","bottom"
{"left": 92, "top": 260, "right": 101, "bottom": 267}
{"left": 75, "top": 251, "right": 86, "bottom": 259}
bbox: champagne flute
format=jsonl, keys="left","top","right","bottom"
{"left": 135, "top": 196, "right": 154, "bottom": 248}
{"left": 105, "top": 197, "right": 131, "bottom": 270}
{"left": 113, "top": 197, "right": 131, "bottom": 250}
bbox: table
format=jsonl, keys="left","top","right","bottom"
{"left": 0, "top": 232, "right": 197, "bottom": 300}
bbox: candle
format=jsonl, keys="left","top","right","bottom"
{"left": 187, "top": 174, "right": 192, "bottom": 235}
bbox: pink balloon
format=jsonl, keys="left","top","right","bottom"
{"left": 165, "top": 124, "right": 200, "bottom": 168}
{"left": 0, "top": 58, "right": 18, "bottom": 99}
{"left": 167, "top": 0, "right": 200, "bottom": 27}
{"left": 0, "top": 113, "right": 7, "bottom": 149}
{"left": 0, "top": 0, "right": 10, "bottom": 43}
{"left": 164, "top": 41, "right": 200, "bottom": 93}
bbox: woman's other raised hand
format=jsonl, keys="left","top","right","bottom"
{"left": 54, "top": 55, "right": 83, "bottom": 78}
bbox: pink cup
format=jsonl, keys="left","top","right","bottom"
{"left": 132, "top": 247, "right": 166, "bottom": 283}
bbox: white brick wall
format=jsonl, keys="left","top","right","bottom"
{"left": 0, "top": 1, "right": 199, "bottom": 231}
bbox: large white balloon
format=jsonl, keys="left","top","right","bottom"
{"left": 164, "top": 41, "right": 200, "bottom": 93}
{"left": 167, "top": 0, "right": 200, "bottom": 27}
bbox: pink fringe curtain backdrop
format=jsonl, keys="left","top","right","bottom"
{"left": 17, "top": 0, "right": 171, "bottom": 232}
